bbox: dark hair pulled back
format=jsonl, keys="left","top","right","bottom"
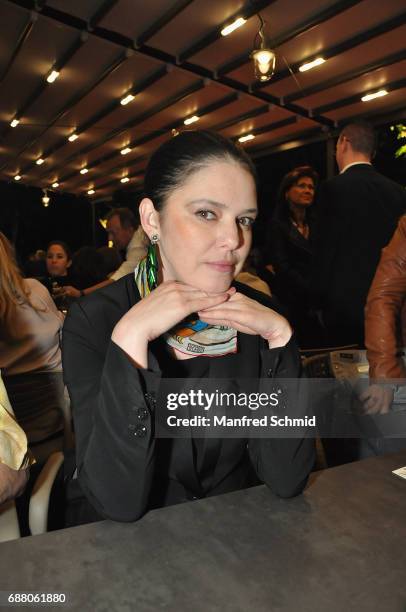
{"left": 46, "top": 240, "right": 72, "bottom": 261}
{"left": 144, "top": 130, "right": 257, "bottom": 211}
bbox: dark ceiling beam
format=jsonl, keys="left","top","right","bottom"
{"left": 54, "top": 79, "right": 206, "bottom": 183}
{"left": 314, "top": 77, "right": 406, "bottom": 115}
{"left": 0, "top": 0, "right": 126, "bottom": 157}
{"left": 88, "top": 0, "right": 120, "bottom": 30}
{"left": 0, "top": 32, "right": 87, "bottom": 141}
{"left": 216, "top": 0, "right": 363, "bottom": 77}
{"left": 75, "top": 91, "right": 240, "bottom": 173}
{"left": 338, "top": 103, "right": 406, "bottom": 130}
{"left": 8, "top": 0, "right": 333, "bottom": 128}
{"left": 220, "top": 74, "right": 332, "bottom": 127}
{"left": 251, "top": 11, "right": 406, "bottom": 91}
{"left": 246, "top": 127, "right": 325, "bottom": 158}
{"left": 210, "top": 104, "right": 270, "bottom": 133}
{"left": 177, "top": 0, "right": 277, "bottom": 64}
{"left": 284, "top": 49, "right": 406, "bottom": 104}
{"left": 22, "top": 65, "right": 169, "bottom": 173}
{"left": 4, "top": 0, "right": 333, "bottom": 180}
{"left": 136, "top": 0, "right": 195, "bottom": 47}
{"left": 0, "top": 13, "right": 35, "bottom": 85}
{"left": 0, "top": 51, "right": 130, "bottom": 173}
{"left": 232, "top": 116, "right": 298, "bottom": 141}
{"left": 83, "top": 163, "right": 147, "bottom": 193}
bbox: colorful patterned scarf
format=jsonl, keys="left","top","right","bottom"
{"left": 134, "top": 257, "right": 237, "bottom": 357}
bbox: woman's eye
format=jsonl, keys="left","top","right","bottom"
{"left": 196, "top": 210, "right": 216, "bottom": 220}
{"left": 238, "top": 217, "right": 255, "bottom": 227}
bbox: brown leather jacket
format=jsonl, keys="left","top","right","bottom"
{"left": 365, "top": 215, "right": 406, "bottom": 380}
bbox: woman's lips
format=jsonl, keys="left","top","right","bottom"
{"left": 206, "top": 261, "right": 235, "bottom": 273}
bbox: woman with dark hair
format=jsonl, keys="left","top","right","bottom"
{"left": 63, "top": 131, "right": 315, "bottom": 525}
{"left": 46, "top": 241, "right": 72, "bottom": 280}
{"left": 265, "top": 166, "right": 321, "bottom": 348}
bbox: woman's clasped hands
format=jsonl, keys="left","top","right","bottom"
{"left": 112, "top": 281, "right": 292, "bottom": 368}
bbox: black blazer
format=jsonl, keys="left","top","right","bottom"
{"left": 267, "top": 217, "right": 314, "bottom": 307}
{"left": 62, "top": 275, "right": 315, "bottom": 522}
{"left": 313, "top": 164, "right": 406, "bottom": 344}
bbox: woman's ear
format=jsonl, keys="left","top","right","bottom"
{"left": 139, "top": 198, "right": 160, "bottom": 240}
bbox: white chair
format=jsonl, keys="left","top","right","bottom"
{"left": 0, "top": 499, "right": 20, "bottom": 542}
{"left": 29, "top": 451, "right": 64, "bottom": 536}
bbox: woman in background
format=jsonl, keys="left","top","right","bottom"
{"left": 265, "top": 166, "right": 322, "bottom": 348}
{"left": 0, "top": 233, "right": 66, "bottom": 465}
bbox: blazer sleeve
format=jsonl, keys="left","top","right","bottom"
{"left": 62, "top": 300, "right": 160, "bottom": 522}
{"left": 365, "top": 216, "right": 406, "bottom": 380}
{"left": 248, "top": 336, "right": 315, "bottom": 498}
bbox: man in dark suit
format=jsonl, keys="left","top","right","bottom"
{"left": 313, "top": 121, "right": 406, "bottom": 347}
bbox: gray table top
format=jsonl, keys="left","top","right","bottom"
{"left": 1, "top": 451, "right": 406, "bottom": 612}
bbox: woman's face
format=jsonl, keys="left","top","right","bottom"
{"left": 143, "top": 160, "right": 257, "bottom": 294}
{"left": 286, "top": 176, "right": 315, "bottom": 207}
{"left": 46, "top": 244, "right": 71, "bottom": 277}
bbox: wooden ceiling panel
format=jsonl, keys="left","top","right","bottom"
{"left": 265, "top": 25, "right": 406, "bottom": 99}
{"left": 46, "top": 0, "right": 102, "bottom": 22}
{"left": 100, "top": 0, "right": 189, "bottom": 41}
{"left": 190, "top": 0, "right": 337, "bottom": 70}
{"left": 148, "top": 0, "right": 246, "bottom": 56}
{"left": 299, "top": 59, "right": 406, "bottom": 109}
{"left": 272, "top": 0, "right": 406, "bottom": 69}
{"left": 0, "top": 0, "right": 403, "bottom": 196}
{"left": 325, "top": 87, "right": 406, "bottom": 122}
{"left": 0, "top": 17, "right": 76, "bottom": 121}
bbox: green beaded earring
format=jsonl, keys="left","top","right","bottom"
{"left": 146, "top": 234, "right": 159, "bottom": 290}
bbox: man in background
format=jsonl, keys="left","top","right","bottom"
{"left": 313, "top": 121, "right": 406, "bottom": 346}
{"left": 106, "top": 207, "right": 147, "bottom": 281}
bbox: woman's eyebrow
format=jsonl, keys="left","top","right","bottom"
{"left": 187, "top": 199, "right": 257, "bottom": 214}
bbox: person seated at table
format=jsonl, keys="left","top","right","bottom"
{"left": 63, "top": 130, "right": 315, "bottom": 525}
{"left": 45, "top": 240, "right": 72, "bottom": 284}
{"left": 0, "top": 372, "right": 33, "bottom": 505}
{"left": 0, "top": 232, "right": 66, "bottom": 466}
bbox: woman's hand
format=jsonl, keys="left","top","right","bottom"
{"left": 198, "top": 291, "right": 292, "bottom": 348}
{"left": 54, "top": 285, "right": 81, "bottom": 299}
{"left": 112, "top": 281, "right": 233, "bottom": 367}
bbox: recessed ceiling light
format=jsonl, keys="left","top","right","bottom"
{"left": 361, "top": 89, "right": 388, "bottom": 102}
{"left": 238, "top": 134, "right": 255, "bottom": 143}
{"left": 221, "top": 17, "right": 246, "bottom": 37}
{"left": 120, "top": 147, "right": 132, "bottom": 155}
{"left": 10, "top": 118, "right": 20, "bottom": 128}
{"left": 46, "top": 69, "right": 60, "bottom": 83}
{"left": 80, "top": 168, "right": 89, "bottom": 175}
{"left": 68, "top": 132, "right": 79, "bottom": 142}
{"left": 299, "top": 57, "right": 326, "bottom": 72}
{"left": 184, "top": 115, "right": 200, "bottom": 126}
{"left": 120, "top": 94, "right": 135, "bottom": 106}
{"left": 36, "top": 158, "right": 45, "bottom": 165}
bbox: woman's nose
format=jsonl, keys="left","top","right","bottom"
{"left": 219, "top": 222, "right": 241, "bottom": 250}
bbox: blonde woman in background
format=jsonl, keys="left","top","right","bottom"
{"left": 0, "top": 233, "right": 67, "bottom": 465}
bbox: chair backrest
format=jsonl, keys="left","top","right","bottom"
{"left": 29, "top": 451, "right": 64, "bottom": 536}
{"left": 0, "top": 499, "right": 20, "bottom": 542}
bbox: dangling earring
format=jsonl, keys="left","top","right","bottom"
{"left": 147, "top": 234, "right": 159, "bottom": 290}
